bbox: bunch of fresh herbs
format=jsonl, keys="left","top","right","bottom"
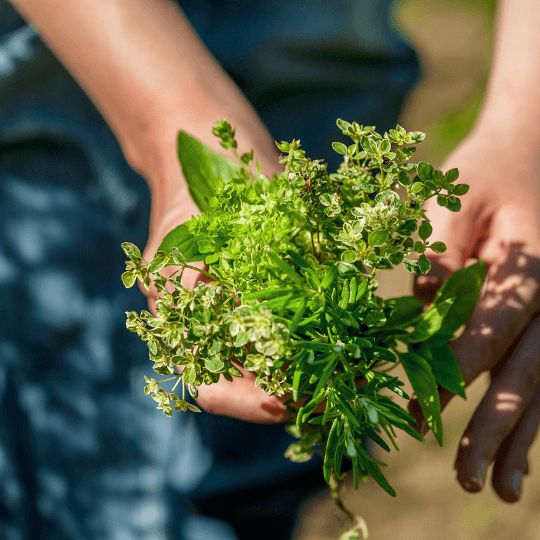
{"left": 122, "top": 119, "right": 485, "bottom": 537}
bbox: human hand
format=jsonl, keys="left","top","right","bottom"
{"left": 138, "top": 117, "right": 292, "bottom": 423}
{"left": 412, "top": 126, "right": 540, "bottom": 502}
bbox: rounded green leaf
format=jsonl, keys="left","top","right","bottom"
{"left": 430, "top": 241, "right": 447, "bottom": 254}
{"left": 319, "top": 193, "right": 332, "bottom": 207}
{"left": 332, "top": 142, "right": 348, "bottom": 155}
{"left": 341, "top": 250, "right": 357, "bottom": 263}
{"left": 444, "top": 168, "right": 459, "bottom": 183}
{"left": 205, "top": 356, "right": 225, "bottom": 373}
{"left": 183, "top": 365, "right": 197, "bottom": 384}
{"left": 418, "top": 253, "right": 431, "bottom": 274}
{"left": 411, "top": 182, "right": 423, "bottom": 194}
{"left": 121, "top": 270, "right": 137, "bottom": 288}
{"left": 417, "top": 161, "right": 434, "bottom": 181}
{"left": 368, "top": 229, "right": 390, "bottom": 247}
{"left": 418, "top": 220, "right": 433, "bottom": 241}
{"left": 437, "top": 195, "right": 448, "bottom": 207}
{"left": 398, "top": 170, "right": 411, "bottom": 187}
{"left": 452, "top": 184, "right": 469, "bottom": 196}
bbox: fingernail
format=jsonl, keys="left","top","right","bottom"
{"left": 463, "top": 459, "right": 488, "bottom": 491}
{"left": 511, "top": 471, "right": 522, "bottom": 500}
{"left": 476, "top": 459, "right": 489, "bottom": 489}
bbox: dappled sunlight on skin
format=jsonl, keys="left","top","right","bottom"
{"left": 455, "top": 242, "right": 540, "bottom": 379}
{"left": 494, "top": 392, "right": 522, "bottom": 413}
{"left": 412, "top": 241, "right": 540, "bottom": 502}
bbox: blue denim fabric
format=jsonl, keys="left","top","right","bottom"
{"left": 0, "top": 1, "right": 419, "bottom": 538}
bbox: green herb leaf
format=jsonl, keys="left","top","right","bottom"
{"left": 432, "top": 260, "right": 486, "bottom": 335}
{"left": 384, "top": 296, "right": 424, "bottom": 327}
{"left": 399, "top": 351, "right": 443, "bottom": 445}
{"left": 368, "top": 230, "right": 390, "bottom": 247}
{"left": 420, "top": 342, "right": 466, "bottom": 399}
{"left": 158, "top": 222, "right": 205, "bottom": 261}
{"left": 177, "top": 130, "right": 242, "bottom": 213}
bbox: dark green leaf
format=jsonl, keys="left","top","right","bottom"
{"left": 399, "top": 351, "right": 443, "bottom": 446}
{"left": 339, "top": 279, "right": 350, "bottom": 309}
{"left": 444, "top": 168, "right": 459, "bottom": 183}
{"left": 290, "top": 297, "right": 308, "bottom": 334}
{"left": 398, "top": 170, "right": 411, "bottom": 187}
{"left": 364, "top": 427, "right": 391, "bottom": 452}
{"left": 417, "top": 161, "right": 434, "bottom": 182}
{"left": 313, "top": 352, "right": 341, "bottom": 398}
{"left": 297, "top": 389, "right": 328, "bottom": 428}
{"left": 356, "top": 279, "right": 368, "bottom": 300}
{"left": 286, "top": 250, "right": 321, "bottom": 288}
{"left": 365, "top": 309, "right": 386, "bottom": 327}
{"left": 243, "top": 287, "right": 295, "bottom": 301}
{"left": 418, "top": 220, "right": 433, "bottom": 241}
{"left": 396, "top": 219, "right": 417, "bottom": 236}
{"left": 418, "top": 253, "right": 431, "bottom": 274}
{"left": 437, "top": 195, "right": 448, "bottom": 207}
{"left": 384, "top": 296, "right": 424, "bottom": 327}
{"left": 432, "top": 260, "right": 486, "bottom": 335}
{"left": 267, "top": 252, "right": 305, "bottom": 285}
{"left": 320, "top": 265, "right": 338, "bottom": 290}
{"left": 425, "top": 343, "right": 466, "bottom": 399}
{"left": 365, "top": 460, "right": 396, "bottom": 497}
{"left": 404, "top": 297, "right": 454, "bottom": 343}
{"left": 333, "top": 393, "right": 360, "bottom": 428}
{"left": 446, "top": 196, "right": 462, "bottom": 212}
{"left": 323, "top": 418, "right": 341, "bottom": 482}
{"left": 430, "top": 241, "right": 447, "bottom": 253}
{"left": 452, "top": 184, "right": 469, "bottom": 196}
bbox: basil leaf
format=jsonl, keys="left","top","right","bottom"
{"left": 433, "top": 261, "right": 486, "bottom": 335}
{"left": 177, "top": 130, "right": 242, "bottom": 213}
{"left": 427, "top": 343, "right": 466, "bottom": 399}
{"left": 384, "top": 296, "right": 424, "bottom": 327}
{"left": 399, "top": 351, "right": 443, "bottom": 446}
{"left": 158, "top": 222, "right": 205, "bottom": 261}
{"left": 404, "top": 297, "right": 454, "bottom": 343}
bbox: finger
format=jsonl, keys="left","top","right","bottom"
{"left": 195, "top": 364, "right": 290, "bottom": 424}
{"left": 453, "top": 317, "right": 540, "bottom": 493}
{"left": 491, "top": 380, "right": 540, "bottom": 502}
{"left": 410, "top": 244, "right": 540, "bottom": 433}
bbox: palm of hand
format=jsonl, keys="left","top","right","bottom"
{"left": 413, "top": 133, "right": 540, "bottom": 502}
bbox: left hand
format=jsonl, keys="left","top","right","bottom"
{"left": 412, "top": 125, "right": 540, "bottom": 503}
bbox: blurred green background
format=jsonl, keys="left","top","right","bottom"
{"left": 295, "top": 1, "right": 540, "bottom": 538}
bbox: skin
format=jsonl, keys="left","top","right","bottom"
{"left": 10, "top": 0, "right": 540, "bottom": 502}
{"left": 412, "top": 0, "right": 540, "bottom": 502}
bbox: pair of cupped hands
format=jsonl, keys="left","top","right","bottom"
{"left": 141, "top": 120, "right": 540, "bottom": 504}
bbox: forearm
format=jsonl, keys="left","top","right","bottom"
{"left": 8, "top": 0, "right": 276, "bottom": 184}
{"left": 475, "top": 0, "right": 540, "bottom": 143}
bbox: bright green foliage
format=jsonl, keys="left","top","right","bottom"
{"left": 122, "top": 119, "right": 485, "bottom": 497}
